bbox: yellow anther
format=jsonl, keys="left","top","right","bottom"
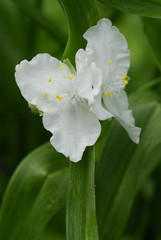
{"left": 108, "top": 59, "right": 112, "bottom": 63}
{"left": 48, "top": 78, "right": 52, "bottom": 82}
{"left": 124, "top": 80, "right": 128, "bottom": 85}
{"left": 44, "top": 92, "right": 48, "bottom": 96}
{"left": 105, "top": 92, "right": 111, "bottom": 98}
{"left": 67, "top": 76, "right": 73, "bottom": 80}
{"left": 56, "top": 95, "right": 62, "bottom": 101}
{"left": 59, "top": 65, "right": 64, "bottom": 70}
{"left": 122, "top": 74, "right": 127, "bottom": 80}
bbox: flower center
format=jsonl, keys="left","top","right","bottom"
{"left": 44, "top": 74, "right": 80, "bottom": 104}
{"left": 43, "top": 64, "right": 85, "bottom": 105}
{"left": 69, "top": 91, "right": 76, "bottom": 98}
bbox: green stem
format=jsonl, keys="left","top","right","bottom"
{"left": 58, "top": 1, "right": 99, "bottom": 239}
{"left": 66, "top": 147, "right": 99, "bottom": 240}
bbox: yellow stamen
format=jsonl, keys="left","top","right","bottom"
{"left": 59, "top": 65, "right": 64, "bottom": 70}
{"left": 48, "top": 78, "right": 52, "bottom": 82}
{"left": 105, "top": 92, "right": 111, "bottom": 98}
{"left": 122, "top": 74, "right": 127, "bottom": 80}
{"left": 108, "top": 59, "right": 112, "bottom": 63}
{"left": 124, "top": 80, "right": 128, "bottom": 85}
{"left": 44, "top": 92, "right": 48, "bottom": 96}
{"left": 56, "top": 95, "right": 62, "bottom": 101}
{"left": 67, "top": 76, "right": 73, "bottom": 80}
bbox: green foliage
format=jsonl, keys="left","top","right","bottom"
{"left": 96, "top": 87, "right": 161, "bottom": 239}
{"left": 59, "top": 0, "right": 98, "bottom": 64}
{"left": 0, "top": 143, "right": 68, "bottom": 240}
{"left": 97, "top": 0, "right": 161, "bottom": 18}
{"left": 12, "top": 0, "right": 66, "bottom": 49}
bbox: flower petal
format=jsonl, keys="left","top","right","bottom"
{"left": 42, "top": 99, "right": 101, "bottom": 162}
{"left": 15, "top": 53, "right": 72, "bottom": 111}
{"left": 83, "top": 18, "right": 130, "bottom": 73}
{"left": 75, "top": 49, "right": 102, "bottom": 101}
{"left": 89, "top": 90, "right": 113, "bottom": 120}
{"left": 103, "top": 90, "right": 141, "bottom": 143}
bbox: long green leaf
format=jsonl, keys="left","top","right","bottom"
{"left": 24, "top": 169, "right": 68, "bottom": 240}
{"left": 39, "top": 207, "right": 66, "bottom": 240}
{"left": 0, "top": 142, "right": 68, "bottom": 240}
{"left": 59, "top": 0, "right": 98, "bottom": 64}
{"left": 96, "top": 88, "right": 161, "bottom": 239}
{"left": 66, "top": 147, "right": 98, "bottom": 240}
{"left": 98, "top": 0, "right": 161, "bottom": 18}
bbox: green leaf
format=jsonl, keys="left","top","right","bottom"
{"left": 0, "top": 142, "right": 68, "bottom": 240}
{"left": 59, "top": 0, "right": 99, "bottom": 64}
{"left": 40, "top": 207, "right": 66, "bottom": 240}
{"left": 143, "top": 18, "right": 161, "bottom": 71}
{"left": 124, "top": 182, "right": 153, "bottom": 240}
{"left": 66, "top": 147, "right": 99, "bottom": 240}
{"left": 96, "top": 89, "right": 161, "bottom": 240}
{"left": 147, "top": 166, "right": 161, "bottom": 239}
{"left": 97, "top": 0, "right": 161, "bottom": 18}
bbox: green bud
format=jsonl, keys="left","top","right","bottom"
{"left": 63, "top": 58, "right": 76, "bottom": 75}
{"left": 28, "top": 103, "right": 43, "bottom": 116}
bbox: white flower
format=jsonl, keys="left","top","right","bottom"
{"left": 84, "top": 18, "right": 141, "bottom": 143}
{"left": 15, "top": 50, "right": 102, "bottom": 162}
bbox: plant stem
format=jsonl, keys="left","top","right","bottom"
{"left": 66, "top": 147, "right": 99, "bottom": 240}
{"left": 58, "top": 1, "right": 99, "bottom": 238}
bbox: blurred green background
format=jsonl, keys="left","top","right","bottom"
{"left": 1, "top": 0, "right": 161, "bottom": 239}
{"left": 0, "top": 0, "right": 67, "bottom": 199}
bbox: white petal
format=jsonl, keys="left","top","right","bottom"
{"left": 42, "top": 99, "right": 101, "bottom": 162}
{"left": 75, "top": 48, "right": 90, "bottom": 75}
{"left": 75, "top": 49, "right": 112, "bottom": 120}
{"left": 75, "top": 49, "right": 102, "bottom": 101}
{"left": 84, "top": 18, "right": 130, "bottom": 95}
{"left": 83, "top": 18, "right": 130, "bottom": 73}
{"left": 103, "top": 90, "right": 141, "bottom": 143}
{"left": 15, "top": 53, "right": 72, "bottom": 111}
{"left": 89, "top": 90, "right": 113, "bottom": 121}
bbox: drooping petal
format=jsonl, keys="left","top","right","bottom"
{"left": 83, "top": 18, "right": 130, "bottom": 73}
{"left": 89, "top": 90, "right": 113, "bottom": 121}
{"left": 75, "top": 49, "right": 102, "bottom": 101}
{"left": 103, "top": 90, "right": 141, "bottom": 143}
{"left": 42, "top": 99, "right": 101, "bottom": 162}
{"left": 75, "top": 49, "right": 112, "bottom": 120}
{"left": 15, "top": 53, "right": 72, "bottom": 111}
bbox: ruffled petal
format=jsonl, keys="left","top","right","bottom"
{"left": 42, "top": 99, "right": 101, "bottom": 162}
{"left": 75, "top": 49, "right": 102, "bottom": 101}
{"left": 103, "top": 90, "right": 141, "bottom": 143}
{"left": 83, "top": 18, "right": 130, "bottom": 73}
{"left": 15, "top": 53, "right": 72, "bottom": 111}
{"left": 84, "top": 18, "right": 130, "bottom": 96}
